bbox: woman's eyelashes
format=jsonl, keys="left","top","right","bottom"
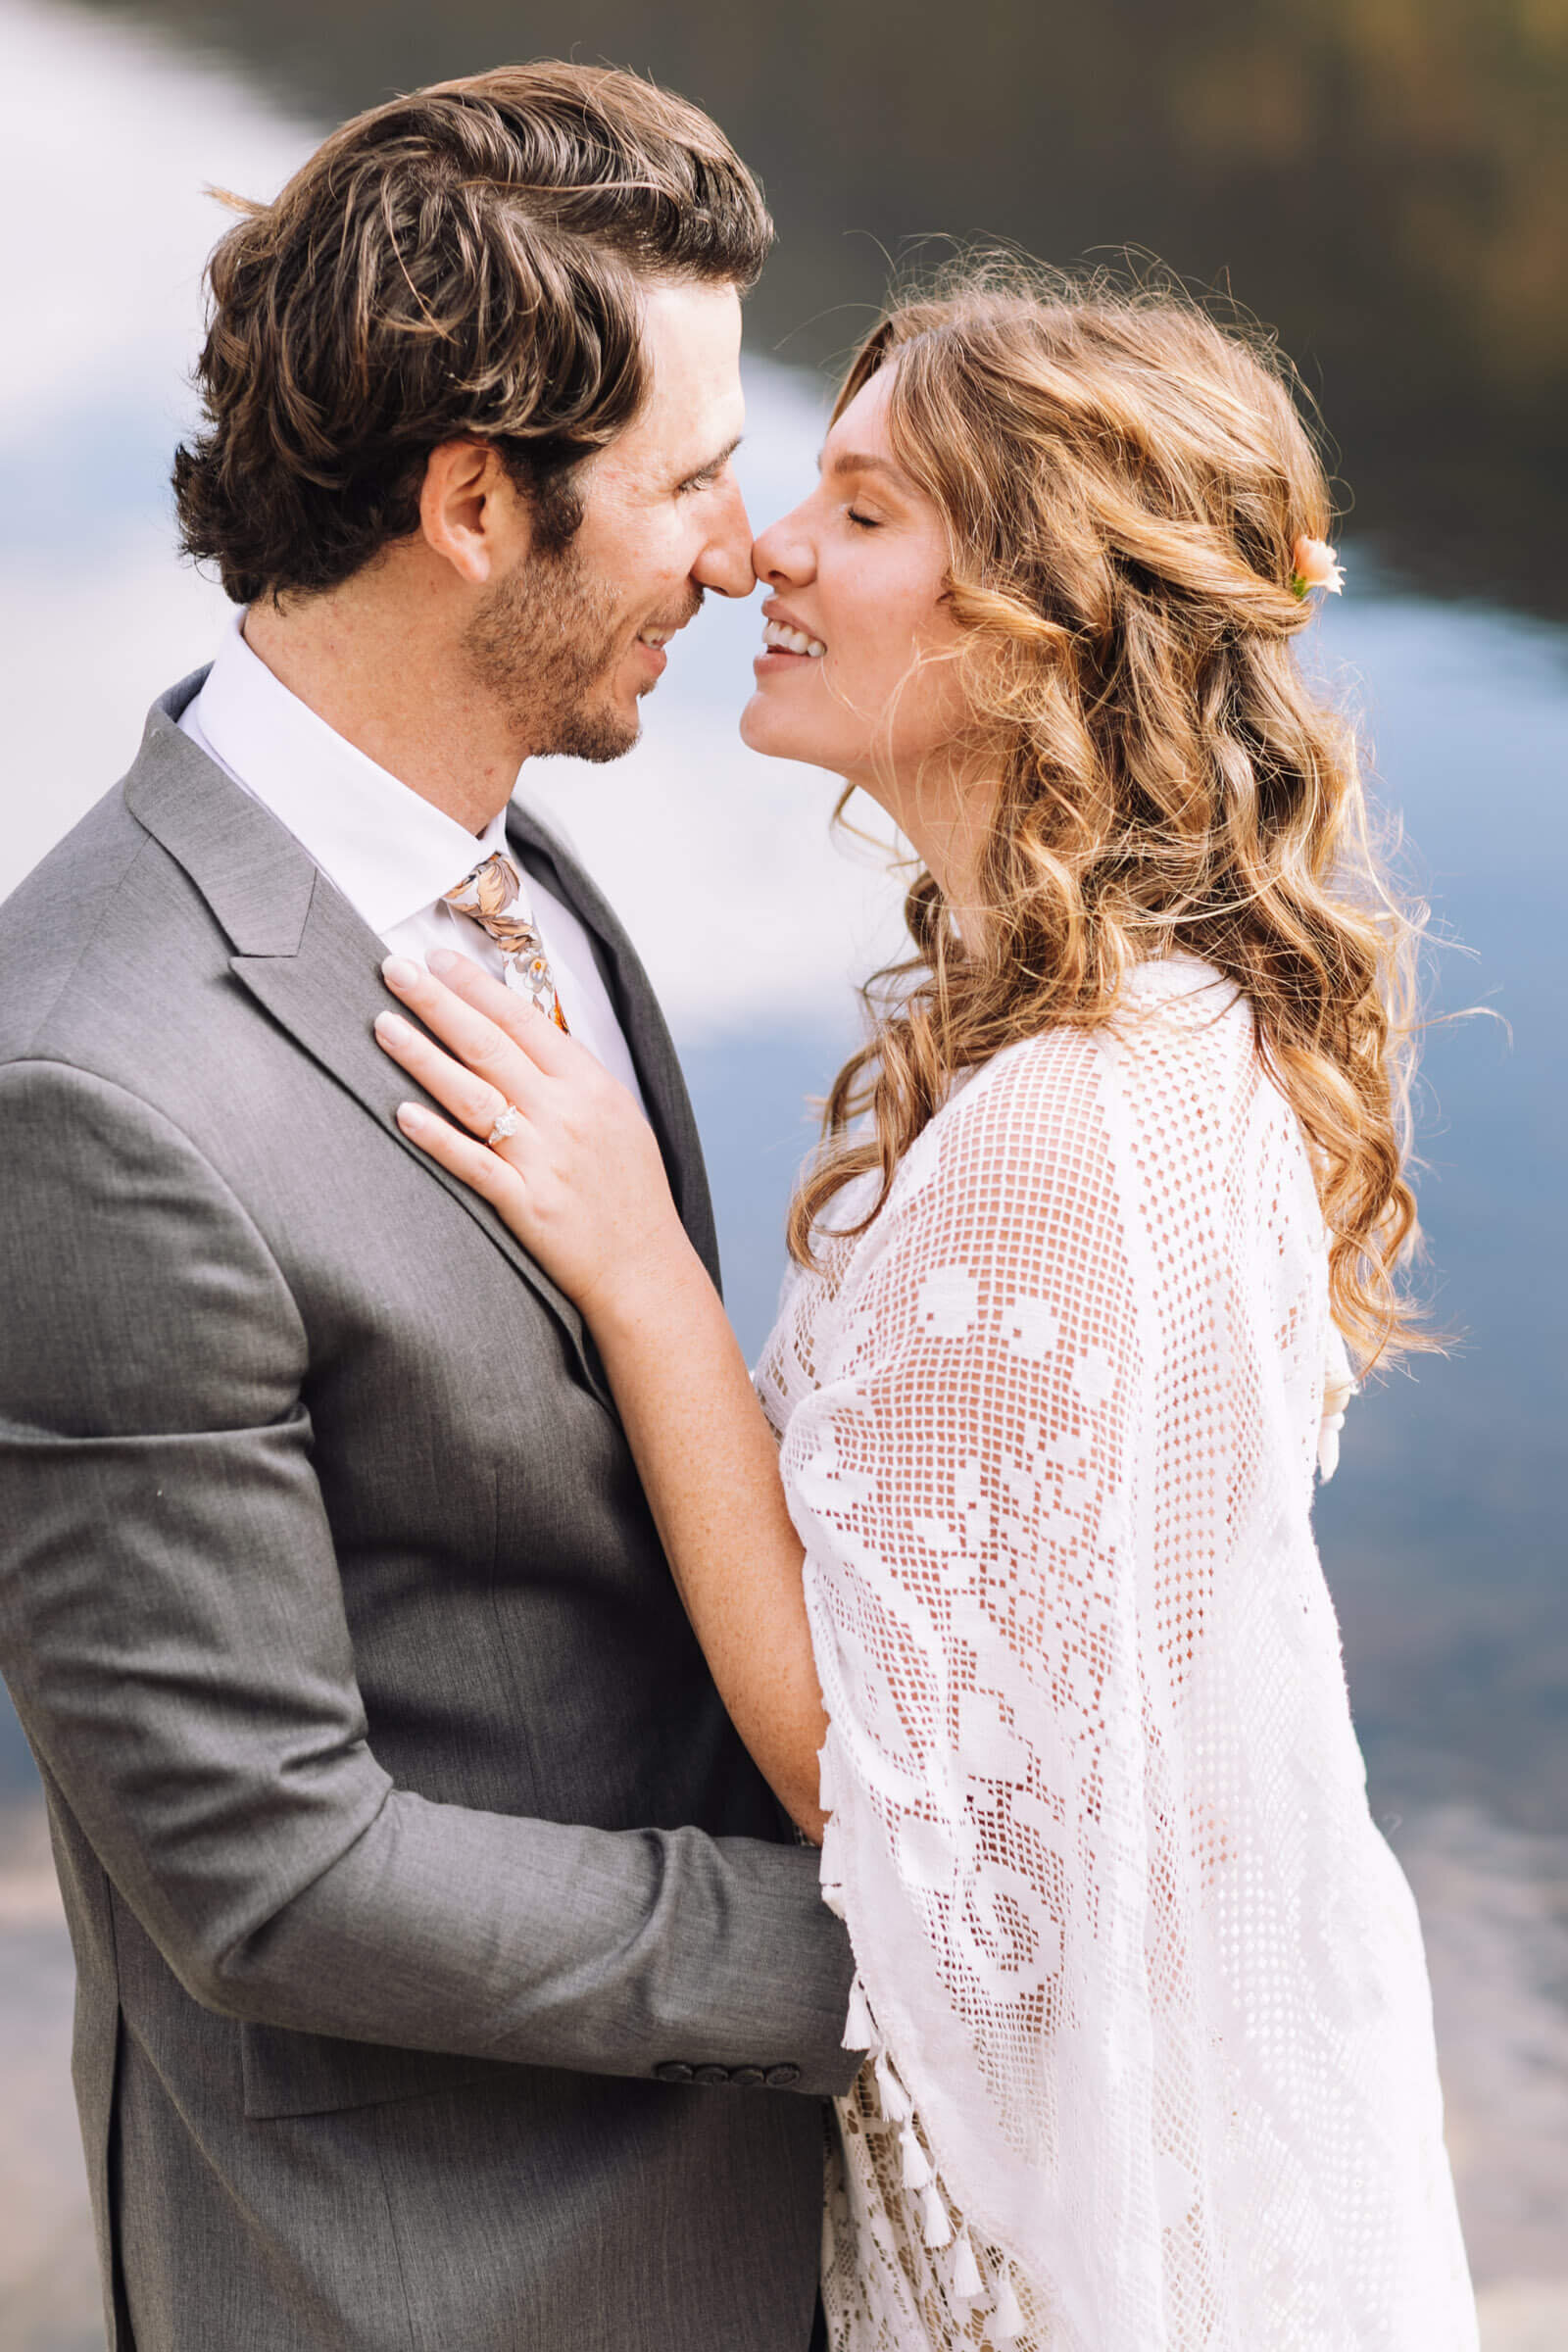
{"left": 846, "top": 508, "right": 881, "bottom": 530}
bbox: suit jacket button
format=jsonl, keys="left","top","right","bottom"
{"left": 693, "top": 2063, "right": 730, "bottom": 2086}
{"left": 764, "top": 2063, "right": 802, "bottom": 2087}
{"left": 653, "top": 2062, "right": 694, "bottom": 2083}
{"left": 730, "top": 2066, "right": 765, "bottom": 2087}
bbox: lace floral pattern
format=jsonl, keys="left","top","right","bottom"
{"left": 759, "top": 958, "right": 1476, "bottom": 2352}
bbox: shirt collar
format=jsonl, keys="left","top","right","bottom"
{"left": 194, "top": 610, "right": 511, "bottom": 936}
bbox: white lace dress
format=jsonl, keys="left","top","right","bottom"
{"left": 756, "top": 957, "right": 1477, "bottom": 2352}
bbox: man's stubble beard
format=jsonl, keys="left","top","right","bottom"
{"left": 465, "top": 537, "right": 641, "bottom": 766}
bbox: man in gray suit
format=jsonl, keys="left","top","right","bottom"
{"left": 0, "top": 65, "right": 857, "bottom": 2352}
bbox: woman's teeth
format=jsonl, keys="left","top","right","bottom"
{"left": 763, "top": 619, "right": 825, "bottom": 658}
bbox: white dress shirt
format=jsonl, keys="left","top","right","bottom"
{"left": 178, "top": 612, "right": 647, "bottom": 1111}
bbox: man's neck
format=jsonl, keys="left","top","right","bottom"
{"left": 242, "top": 586, "right": 521, "bottom": 838}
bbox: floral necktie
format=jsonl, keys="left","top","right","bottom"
{"left": 441, "top": 852, "right": 569, "bottom": 1033}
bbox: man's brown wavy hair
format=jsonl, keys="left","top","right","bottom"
{"left": 789, "top": 264, "right": 1432, "bottom": 1369}
{"left": 173, "top": 64, "right": 772, "bottom": 606}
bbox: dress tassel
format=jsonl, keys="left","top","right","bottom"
{"left": 901, "top": 2124, "right": 933, "bottom": 2190}
{"left": 844, "top": 1975, "right": 874, "bottom": 2050}
{"left": 874, "top": 2053, "right": 911, "bottom": 2124}
{"left": 951, "top": 2227, "right": 984, "bottom": 2302}
{"left": 992, "top": 2270, "right": 1025, "bottom": 2340}
{"left": 919, "top": 2180, "right": 953, "bottom": 2249}
{"left": 816, "top": 1810, "right": 846, "bottom": 1919}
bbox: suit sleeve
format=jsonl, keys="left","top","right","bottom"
{"left": 0, "top": 1057, "right": 857, "bottom": 2092}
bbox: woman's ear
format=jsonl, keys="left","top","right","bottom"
{"left": 418, "top": 440, "right": 528, "bottom": 586}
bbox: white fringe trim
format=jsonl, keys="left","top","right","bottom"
{"left": 952, "top": 2226, "right": 984, "bottom": 2302}
{"left": 993, "top": 2268, "right": 1025, "bottom": 2340}
{"left": 920, "top": 2180, "right": 953, "bottom": 2249}
{"left": 835, "top": 1962, "right": 1031, "bottom": 2338}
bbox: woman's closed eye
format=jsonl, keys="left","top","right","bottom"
{"left": 846, "top": 508, "right": 882, "bottom": 530}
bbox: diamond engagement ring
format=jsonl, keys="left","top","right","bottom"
{"left": 487, "top": 1102, "right": 523, "bottom": 1149}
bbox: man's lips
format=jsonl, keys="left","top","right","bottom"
{"left": 625, "top": 601, "right": 703, "bottom": 680}
{"left": 635, "top": 591, "right": 704, "bottom": 655}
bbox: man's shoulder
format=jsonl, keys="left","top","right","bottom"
{"left": 1, "top": 784, "right": 153, "bottom": 1054}
{"left": 0, "top": 689, "right": 232, "bottom": 1070}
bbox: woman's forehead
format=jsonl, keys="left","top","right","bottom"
{"left": 819, "top": 371, "right": 924, "bottom": 499}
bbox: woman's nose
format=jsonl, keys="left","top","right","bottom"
{"left": 751, "top": 504, "right": 814, "bottom": 589}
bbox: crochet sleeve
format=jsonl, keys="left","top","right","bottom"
{"left": 776, "top": 1034, "right": 1149, "bottom": 2276}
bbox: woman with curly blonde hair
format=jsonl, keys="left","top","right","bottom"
{"left": 379, "top": 267, "right": 1479, "bottom": 2349}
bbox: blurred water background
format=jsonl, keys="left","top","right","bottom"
{"left": 0, "top": 1, "right": 1563, "bottom": 2343}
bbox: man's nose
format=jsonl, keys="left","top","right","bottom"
{"left": 692, "top": 473, "right": 758, "bottom": 600}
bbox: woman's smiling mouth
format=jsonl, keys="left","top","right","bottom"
{"left": 758, "top": 616, "right": 826, "bottom": 669}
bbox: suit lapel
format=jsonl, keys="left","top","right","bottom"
{"left": 226, "top": 888, "right": 598, "bottom": 1393}
{"left": 125, "top": 694, "right": 605, "bottom": 1401}
{"left": 507, "top": 802, "right": 721, "bottom": 1295}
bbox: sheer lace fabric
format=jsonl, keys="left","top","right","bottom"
{"left": 758, "top": 957, "right": 1476, "bottom": 2352}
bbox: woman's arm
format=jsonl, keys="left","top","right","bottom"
{"left": 585, "top": 1242, "right": 827, "bottom": 1838}
{"left": 374, "top": 950, "right": 828, "bottom": 1838}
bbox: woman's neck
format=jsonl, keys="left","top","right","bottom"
{"left": 868, "top": 754, "right": 996, "bottom": 940}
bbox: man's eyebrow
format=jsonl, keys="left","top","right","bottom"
{"left": 679, "top": 433, "right": 743, "bottom": 482}
{"left": 818, "top": 449, "right": 910, "bottom": 486}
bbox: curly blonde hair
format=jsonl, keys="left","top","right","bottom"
{"left": 787, "top": 264, "right": 1430, "bottom": 1367}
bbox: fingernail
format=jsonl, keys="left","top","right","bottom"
{"left": 382, "top": 956, "right": 420, "bottom": 990}
{"left": 374, "top": 1011, "right": 414, "bottom": 1043}
{"left": 427, "top": 948, "right": 460, "bottom": 976}
{"left": 396, "top": 1102, "right": 429, "bottom": 1133}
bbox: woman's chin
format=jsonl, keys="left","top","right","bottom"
{"left": 740, "top": 689, "right": 829, "bottom": 766}
{"left": 739, "top": 690, "right": 788, "bottom": 757}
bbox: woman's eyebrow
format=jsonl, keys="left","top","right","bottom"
{"left": 817, "top": 449, "right": 910, "bottom": 487}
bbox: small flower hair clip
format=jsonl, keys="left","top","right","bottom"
{"left": 1291, "top": 534, "right": 1346, "bottom": 600}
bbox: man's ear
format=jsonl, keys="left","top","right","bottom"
{"left": 418, "top": 441, "right": 529, "bottom": 586}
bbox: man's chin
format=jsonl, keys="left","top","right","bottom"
{"left": 538, "top": 698, "right": 641, "bottom": 765}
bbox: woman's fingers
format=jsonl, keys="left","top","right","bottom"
{"left": 394, "top": 1099, "right": 526, "bottom": 1215}
{"left": 425, "top": 947, "right": 576, "bottom": 1076}
{"left": 374, "top": 1008, "right": 529, "bottom": 1141}
{"left": 378, "top": 956, "right": 524, "bottom": 1089}
{"left": 379, "top": 954, "right": 553, "bottom": 1098}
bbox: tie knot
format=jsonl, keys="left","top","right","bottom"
{"left": 441, "top": 851, "right": 570, "bottom": 1033}
{"left": 445, "top": 852, "right": 524, "bottom": 925}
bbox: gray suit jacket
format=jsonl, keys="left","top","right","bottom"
{"left": 0, "top": 677, "right": 858, "bottom": 2352}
